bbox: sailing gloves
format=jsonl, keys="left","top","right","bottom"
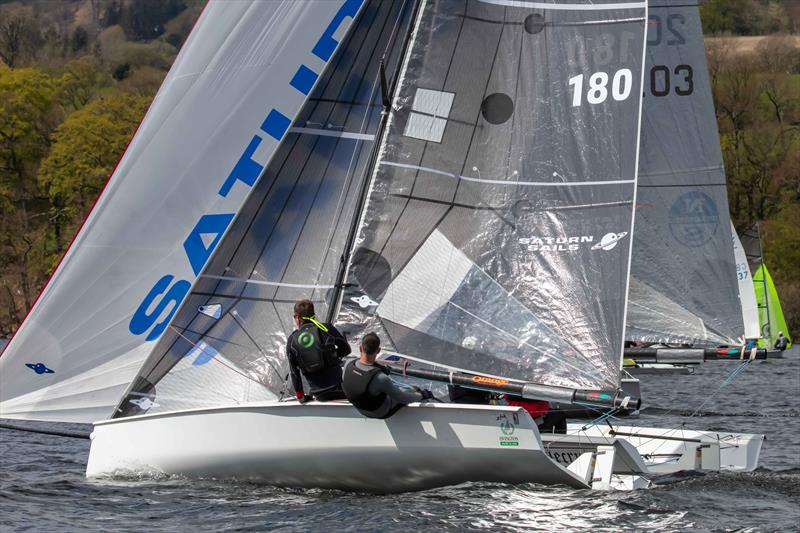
{"left": 414, "top": 387, "right": 435, "bottom": 401}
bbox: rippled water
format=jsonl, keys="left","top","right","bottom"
{"left": 2, "top": 348, "right": 798, "bottom": 532}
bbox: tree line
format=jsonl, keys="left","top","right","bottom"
{"left": 0, "top": 0, "right": 797, "bottom": 337}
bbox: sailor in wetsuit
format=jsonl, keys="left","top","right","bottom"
{"left": 342, "top": 332, "right": 434, "bottom": 419}
{"left": 286, "top": 299, "right": 351, "bottom": 403}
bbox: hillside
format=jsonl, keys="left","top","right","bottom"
{"left": 0, "top": 1, "right": 798, "bottom": 338}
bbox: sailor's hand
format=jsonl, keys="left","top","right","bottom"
{"left": 419, "top": 389, "right": 435, "bottom": 401}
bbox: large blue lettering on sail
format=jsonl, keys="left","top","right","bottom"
{"left": 0, "top": 0, "right": 368, "bottom": 423}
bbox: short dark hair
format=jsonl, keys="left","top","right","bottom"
{"left": 293, "top": 300, "right": 315, "bottom": 321}
{"left": 361, "top": 332, "right": 380, "bottom": 357}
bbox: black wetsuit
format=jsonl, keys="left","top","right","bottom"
{"left": 342, "top": 359, "right": 423, "bottom": 418}
{"left": 775, "top": 335, "right": 788, "bottom": 351}
{"left": 286, "top": 322, "right": 351, "bottom": 400}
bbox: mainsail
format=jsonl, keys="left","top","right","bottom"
{"left": 626, "top": 0, "right": 743, "bottom": 347}
{"left": 0, "top": 0, "right": 368, "bottom": 422}
{"left": 731, "top": 221, "right": 759, "bottom": 340}
{"left": 337, "top": 0, "right": 648, "bottom": 391}
{"left": 116, "top": 0, "right": 416, "bottom": 416}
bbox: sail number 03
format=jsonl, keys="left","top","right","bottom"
{"left": 568, "top": 69, "right": 632, "bottom": 107}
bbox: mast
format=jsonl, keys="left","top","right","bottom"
{"left": 327, "top": 0, "right": 423, "bottom": 324}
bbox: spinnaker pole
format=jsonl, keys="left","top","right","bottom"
{"left": 384, "top": 363, "right": 639, "bottom": 410}
{"left": 624, "top": 346, "right": 768, "bottom": 364}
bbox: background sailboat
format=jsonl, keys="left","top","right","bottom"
{"left": 626, "top": 0, "right": 744, "bottom": 350}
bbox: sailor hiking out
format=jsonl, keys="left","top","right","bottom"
{"left": 286, "top": 299, "right": 351, "bottom": 402}
{"left": 774, "top": 331, "right": 789, "bottom": 351}
{"left": 343, "top": 333, "right": 434, "bottom": 419}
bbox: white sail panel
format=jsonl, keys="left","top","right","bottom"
{"left": 0, "top": 0, "right": 366, "bottom": 423}
{"left": 731, "top": 221, "right": 760, "bottom": 340}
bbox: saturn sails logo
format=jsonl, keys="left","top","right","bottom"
{"left": 520, "top": 232, "right": 627, "bottom": 252}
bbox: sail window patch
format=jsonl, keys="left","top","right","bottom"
{"left": 404, "top": 88, "right": 455, "bottom": 143}
{"left": 198, "top": 304, "right": 222, "bottom": 320}
{"left": 481, "top": 93, "right": 514, "bottom": 124}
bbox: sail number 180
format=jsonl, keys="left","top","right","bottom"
{"left": 568, "top": 69, "right": 633, "bottom": 107}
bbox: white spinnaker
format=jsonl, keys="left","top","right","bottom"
{"left": 0, "top": 0, "right": 365, "bottom": 423}
{"left": 731, "top": 220, "right": 760, "bottom": 340}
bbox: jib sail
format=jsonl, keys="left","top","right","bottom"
{"left": 114, "top": 0, "right": 416, "bottom": 416}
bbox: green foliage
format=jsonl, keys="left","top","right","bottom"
{"left": 701, "top": 0, "right": 793, "bottom": 35}
{"left": 0, "top": 0, "right": 197, "bottom": 334}
{"left": 709, "top": 34, "right": 800, "bottom": 336}
{"left": 39, "top": 93, "right": 149, "bottom": 213}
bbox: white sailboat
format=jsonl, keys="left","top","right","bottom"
{"left": 1, "top": 0, "right": 762, "bottom": 493}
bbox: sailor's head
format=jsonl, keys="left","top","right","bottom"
{"left": 293, "top": 299, "right": 315, "bottom": 327}
{"left": 778, "top": 331, "right": 784, "bottom": 337}
{"left": 359, "top": 332, "right": 381, "bottom": 363}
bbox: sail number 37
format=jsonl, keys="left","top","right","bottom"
{"left": 568, "top": 69, "right": 632, "bottom": 107}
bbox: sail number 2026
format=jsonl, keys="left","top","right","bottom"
{"left": 568, "top": 69, "right": 632, "bottom": 107}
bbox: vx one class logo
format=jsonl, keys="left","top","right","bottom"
{"left": 519, "top": 232, "right": 628, "bottom": 252}
{"left": 128, "top": 0, "right": 363, "bottom": 341}
{"left": 669, "top": 191, "right": 719, "bottom": 247}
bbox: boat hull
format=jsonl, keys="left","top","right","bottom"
{"left": 87, "top": 402, "right": 590, "bottom": 492}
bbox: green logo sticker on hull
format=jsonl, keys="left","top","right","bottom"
{"left": 500, "top": 441, "right": 519, "bottom": 447}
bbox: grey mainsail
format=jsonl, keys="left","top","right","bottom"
{"left": 116, "top": 0, "right": 416, "bottom": 416}
{"left": 338, "top": 0, "right": 648, "bottom": 391}
{"left": 626, "top": 0, "right": 744, "bottom": 347}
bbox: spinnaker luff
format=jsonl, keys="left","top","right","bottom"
{"left": 0, "top": 0, "right": 369, "bottom": 422}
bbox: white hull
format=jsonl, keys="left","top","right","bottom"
{"left": 568, "top": 423, "right": 764, "bottom": 473}
{"left": 88, "top": 401, "right": 606, "bottom": 492}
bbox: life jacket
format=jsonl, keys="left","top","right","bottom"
{"left": 342, "top": 360, "right": 388, "bottom": 414}
{"left": 291, "top": 321, "right": 339, "bottom": 374}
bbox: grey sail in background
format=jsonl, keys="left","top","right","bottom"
{"left": 626, "top": 0, "right": 743, "bottom": 347}
{"left": 338, "top": 0, "right": 647, "bottom": 391}
{"left": 117, "top": 0, "right": 416, "bottom": 416}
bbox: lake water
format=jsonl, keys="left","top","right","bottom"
{"left": 1, "top": 343, "right": 798, "bottom": 532}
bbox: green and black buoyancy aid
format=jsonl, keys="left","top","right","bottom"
{"left": 292, "top": 321, "right": 338, "bottom": 374}
{"left": 342, "top": 360, "right": 387, "bottom": 412}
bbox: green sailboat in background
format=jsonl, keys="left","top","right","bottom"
{"left": 753, "top": 264, "right": 792, "bottom": 350}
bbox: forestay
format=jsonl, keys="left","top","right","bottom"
{"left": 338, "top": 0, "right": 648, "bottom": 391}
{"left": 626, "top": 0, "right": 743, "bottom": 347}
{"left": 731, "top": 221, "right": 759, "bottom": 340}
{"left": 115, "top": 0, "right": 416, "bottom": 417}
{"left": 0, "top": 0, "right": 367, "bottom": 422}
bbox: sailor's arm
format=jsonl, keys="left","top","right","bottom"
{"left": 369, "top": 372, "right": 424, "bottom": 404}
{"left": 327, "top": 324, "right": 352, "bottom": 358}
{"left": 286, "top": 337, "right": 305, "bottom": 399}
